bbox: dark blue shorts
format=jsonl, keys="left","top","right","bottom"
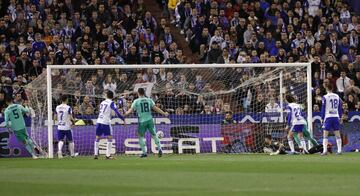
{"left": 96, "top": 123, "right": 112, "bottom": 136}
{"left": 324, "top": 117, "right": 340, "bottom": 131}
{"left": 58, "top": 130, "right": 73, "bottom": 141}
{"left": 291, "top": 125, "right": 304, "bottom": 133}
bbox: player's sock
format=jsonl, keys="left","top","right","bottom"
{"left": 58, "top": 141, "right": 64, "bottom": 153}
{"left": 322, "top": 137, "right": 328, "bottom": 153}
{"left": 336, "top": 136, "right": 342, "bottom": 153}
{"left": 152, "top": 135, "right": 162, "bottom": 151}
{"left": 300, "top": 139, "right": 308, "bottom": 152}
{"left": 25, "top": 139, "right": 36, "bottom": 156}
{"left": 25, "top": 144, "right": 35, "bottom": 156}
{"left": 94, "top": 140, "right": 99, "bottom": 156}
{"left": 106, "top": 139, "right": 112, "bottom": 157}
{"left": 293, "top": 134, "right": 301, "bottom": 147}
{"left": 69, "top": 142, "right": 75, "bottom": 156}
{"left": 288, "top": 138, "right": 295, "bottom": 153}
{"left": 139, "top": 137, "right": 147, "bottom": 155}
{"left": 303, "top": 126, "right": 319, "bottom": 146}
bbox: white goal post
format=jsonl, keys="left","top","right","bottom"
{"left": 43, "top": 63, "right": 312, "bottom": 158}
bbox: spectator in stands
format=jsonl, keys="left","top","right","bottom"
{"left": 251, "top": 93, "right": 266, "bottom": 113}
{"left": 345, "top": 79, "right": 360, "bottom": 97}
{"left": 175, "top": 107, "right": 185, "bottom": 115}
{"left": 103, "top": 74, "right": 117, "bottom": 93}
{"left": 193, "top": 95, "right": 205, "bottom": 114}
{"left": 159, "top": 88, "right": 176, "bottom": 113}
{"left": 221, "top": 111, "right": 237, "bottom": 125}
{"left": 201, "top": 105, "right": 213, "bottom": 115}
{"left": 265, "top": 97, "right": 281, "bottom": 113}
{"left": 313, "top": 88, "right": 323, "bottom": 108}
{"left": 346, "top": 94, "right": 358, "bottom": 111}
{"left": 79, "top": 96, "right": 94, "bottom": 115}
{"left": 212, "top": 99, "right": 224, "bottom": 114}
{"left": 336, "top": 70, "right": 351, "bottom": 98}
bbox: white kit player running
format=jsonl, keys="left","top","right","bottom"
{"left": 285, "top": 94, "right": 308, "bottom": 154}
{"left": 55, "top": 95, "right": 75, "bottom": 158}
{"left": 94, "top": 90, "right": 124, "bottom": 159}
{"left": 321, "top": 83, "right": 343, "bottom": 155}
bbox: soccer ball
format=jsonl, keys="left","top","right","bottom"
{"left": 156, "top": 131, "right": 164, "bottom": 139}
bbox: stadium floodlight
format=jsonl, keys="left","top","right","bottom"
{"left": 26, "top": 63, "right": 312, "bottom": 158}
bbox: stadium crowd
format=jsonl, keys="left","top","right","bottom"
{"left": 0, "top": 0, "right": 359, "bottom": 117}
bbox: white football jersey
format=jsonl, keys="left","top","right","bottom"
{"left": 322, "top": 93, "right": 341, "bottom": 120}
{"left": 97, "top": 99, "right": 116, "bottom": 125}
{"left": 56, "top": 104, "right": 72, "bottom": 130}
{"left": 286, "top": 103, "right": 306, "bottom": 125}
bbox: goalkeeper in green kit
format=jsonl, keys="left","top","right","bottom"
{"left": 4, "top": 97, "right": 38, "bottom": 159}
{"left": 124, "top": 88, "right": 169, "bottom": 158}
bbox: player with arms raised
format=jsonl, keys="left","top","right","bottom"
{"left": 54, "top": 95, "right": 75, "bottom": 158}
{"left": 321, "top": 83, "right": 343, "bottom": 155}
{"left": 4, "top": 97, "right": 38, "bottom": 159}
{"left": 285, "top": 94, "right": 308, "bottom": 154}
{"left": 124, "top": 88, "right": 169, "bottom": 158}
{"left": 94, "top": 90, "right": 125, "bottom": 159}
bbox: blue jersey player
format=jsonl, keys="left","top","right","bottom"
{"left": 54, "top": 95, "right": 76, "bottom": 158}
{"left": 321, "top": 83, "right": 343, "bottom": 155}
{"left": 94, "top": 90, "right": 125, "bottom": 159}
{"left": 285, "top": 94, "right": 308, "bottom": 154}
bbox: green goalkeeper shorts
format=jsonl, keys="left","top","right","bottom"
{"left": 14, "top": 129, "right": 29, "bottom": 143}
{"left": 138, "top": 120, "right": 156, "bottom": 137}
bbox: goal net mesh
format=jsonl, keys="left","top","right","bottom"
{"left": 26, "top": 65, "right": 309, "bottom": 156}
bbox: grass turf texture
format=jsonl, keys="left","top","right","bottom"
{"left": 0, "top": 154, "right": 360, "bottom": 196}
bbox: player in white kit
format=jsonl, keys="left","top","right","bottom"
{"left": 55, "top": 95, "right": 75, "bottom": 158}
{"left": 321, "top": 83, "right": 343, "bottom": 155}
{"left": 94, "top": 90, "right": 124, "bottom": 159}
{"left": 285, "top": 94, "right": 308, "bottom": 154}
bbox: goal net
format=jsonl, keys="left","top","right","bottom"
{"left": 26, "top": 63, "right": 311, "bottom": 158}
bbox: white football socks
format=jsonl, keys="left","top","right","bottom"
{"left": 288, "top": 140, "right": 295, "bottom": 153}
{"left": 336, "top": 137, "right": 342, "bottom": 153}
{"left": 323, "top": 138, "right": 328, "bottom": 153}
{"left": 58, "top": 141, "right": 64, "bottom": 154}
{"left": 69, "top": 142, "right": 75, "bottom": 156}
{"left": 300, "top": 139, "right": 308, "bottom": 152}
{"left": 106, "top": 140, "right": 112, "bottom": 157}
{"left": 94, "top": 141, "right": 99, "bottom": 156}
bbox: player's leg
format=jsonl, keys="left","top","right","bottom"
{"left": 105, "top": 126, "right": 114, "bottom": 159}
{"left": 293, "top": 132, "right": 301, "bottom": 147}
{"left": 138, "top": 123, "right": 147, "bottom": 157}
{"left": 334, "top": 130, "right": 342, "bottom": 154}
{"left": 333, "top": 118, "right": 342, "bottom": 154}
{"left": 297, "top": 131, "right": 308, "bottom": 153}
{"left": 94, "top": 124, "right": 102, "bottom": 159}
{"left": 15, "top": 129, "right": 37, "bottom": 158}
{"left": 66, "top": 130, "right": 75, "bottom": 157}
{"left": 293, "top": 125, "right": 308, "bottom": 153}
{"left": 57, "top": 130, "right": 65, "bottom": 158}
{"left": 322, "top": 130, "right": 329, "bottom": 155}
{"left": 287, "top": 129, "right": 295, "bottom": 153}
{"left": 148, "top": 120, "right": 162, "bottom": 157}
{"left": 322, "top": 118, "right": 338, "bottom": 155}
{"left": 303, "top": 124, "right": 319, "bottom": 146}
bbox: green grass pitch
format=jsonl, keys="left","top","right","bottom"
{"left": 1, "top": 153, "right": 360, "bottom": 196}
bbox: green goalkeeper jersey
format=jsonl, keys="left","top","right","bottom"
{"left": 4, "top": 104, "right": 29, "bottom": 131}
{"left": 131, "top": 97, "right": 155, "bottom": 123}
